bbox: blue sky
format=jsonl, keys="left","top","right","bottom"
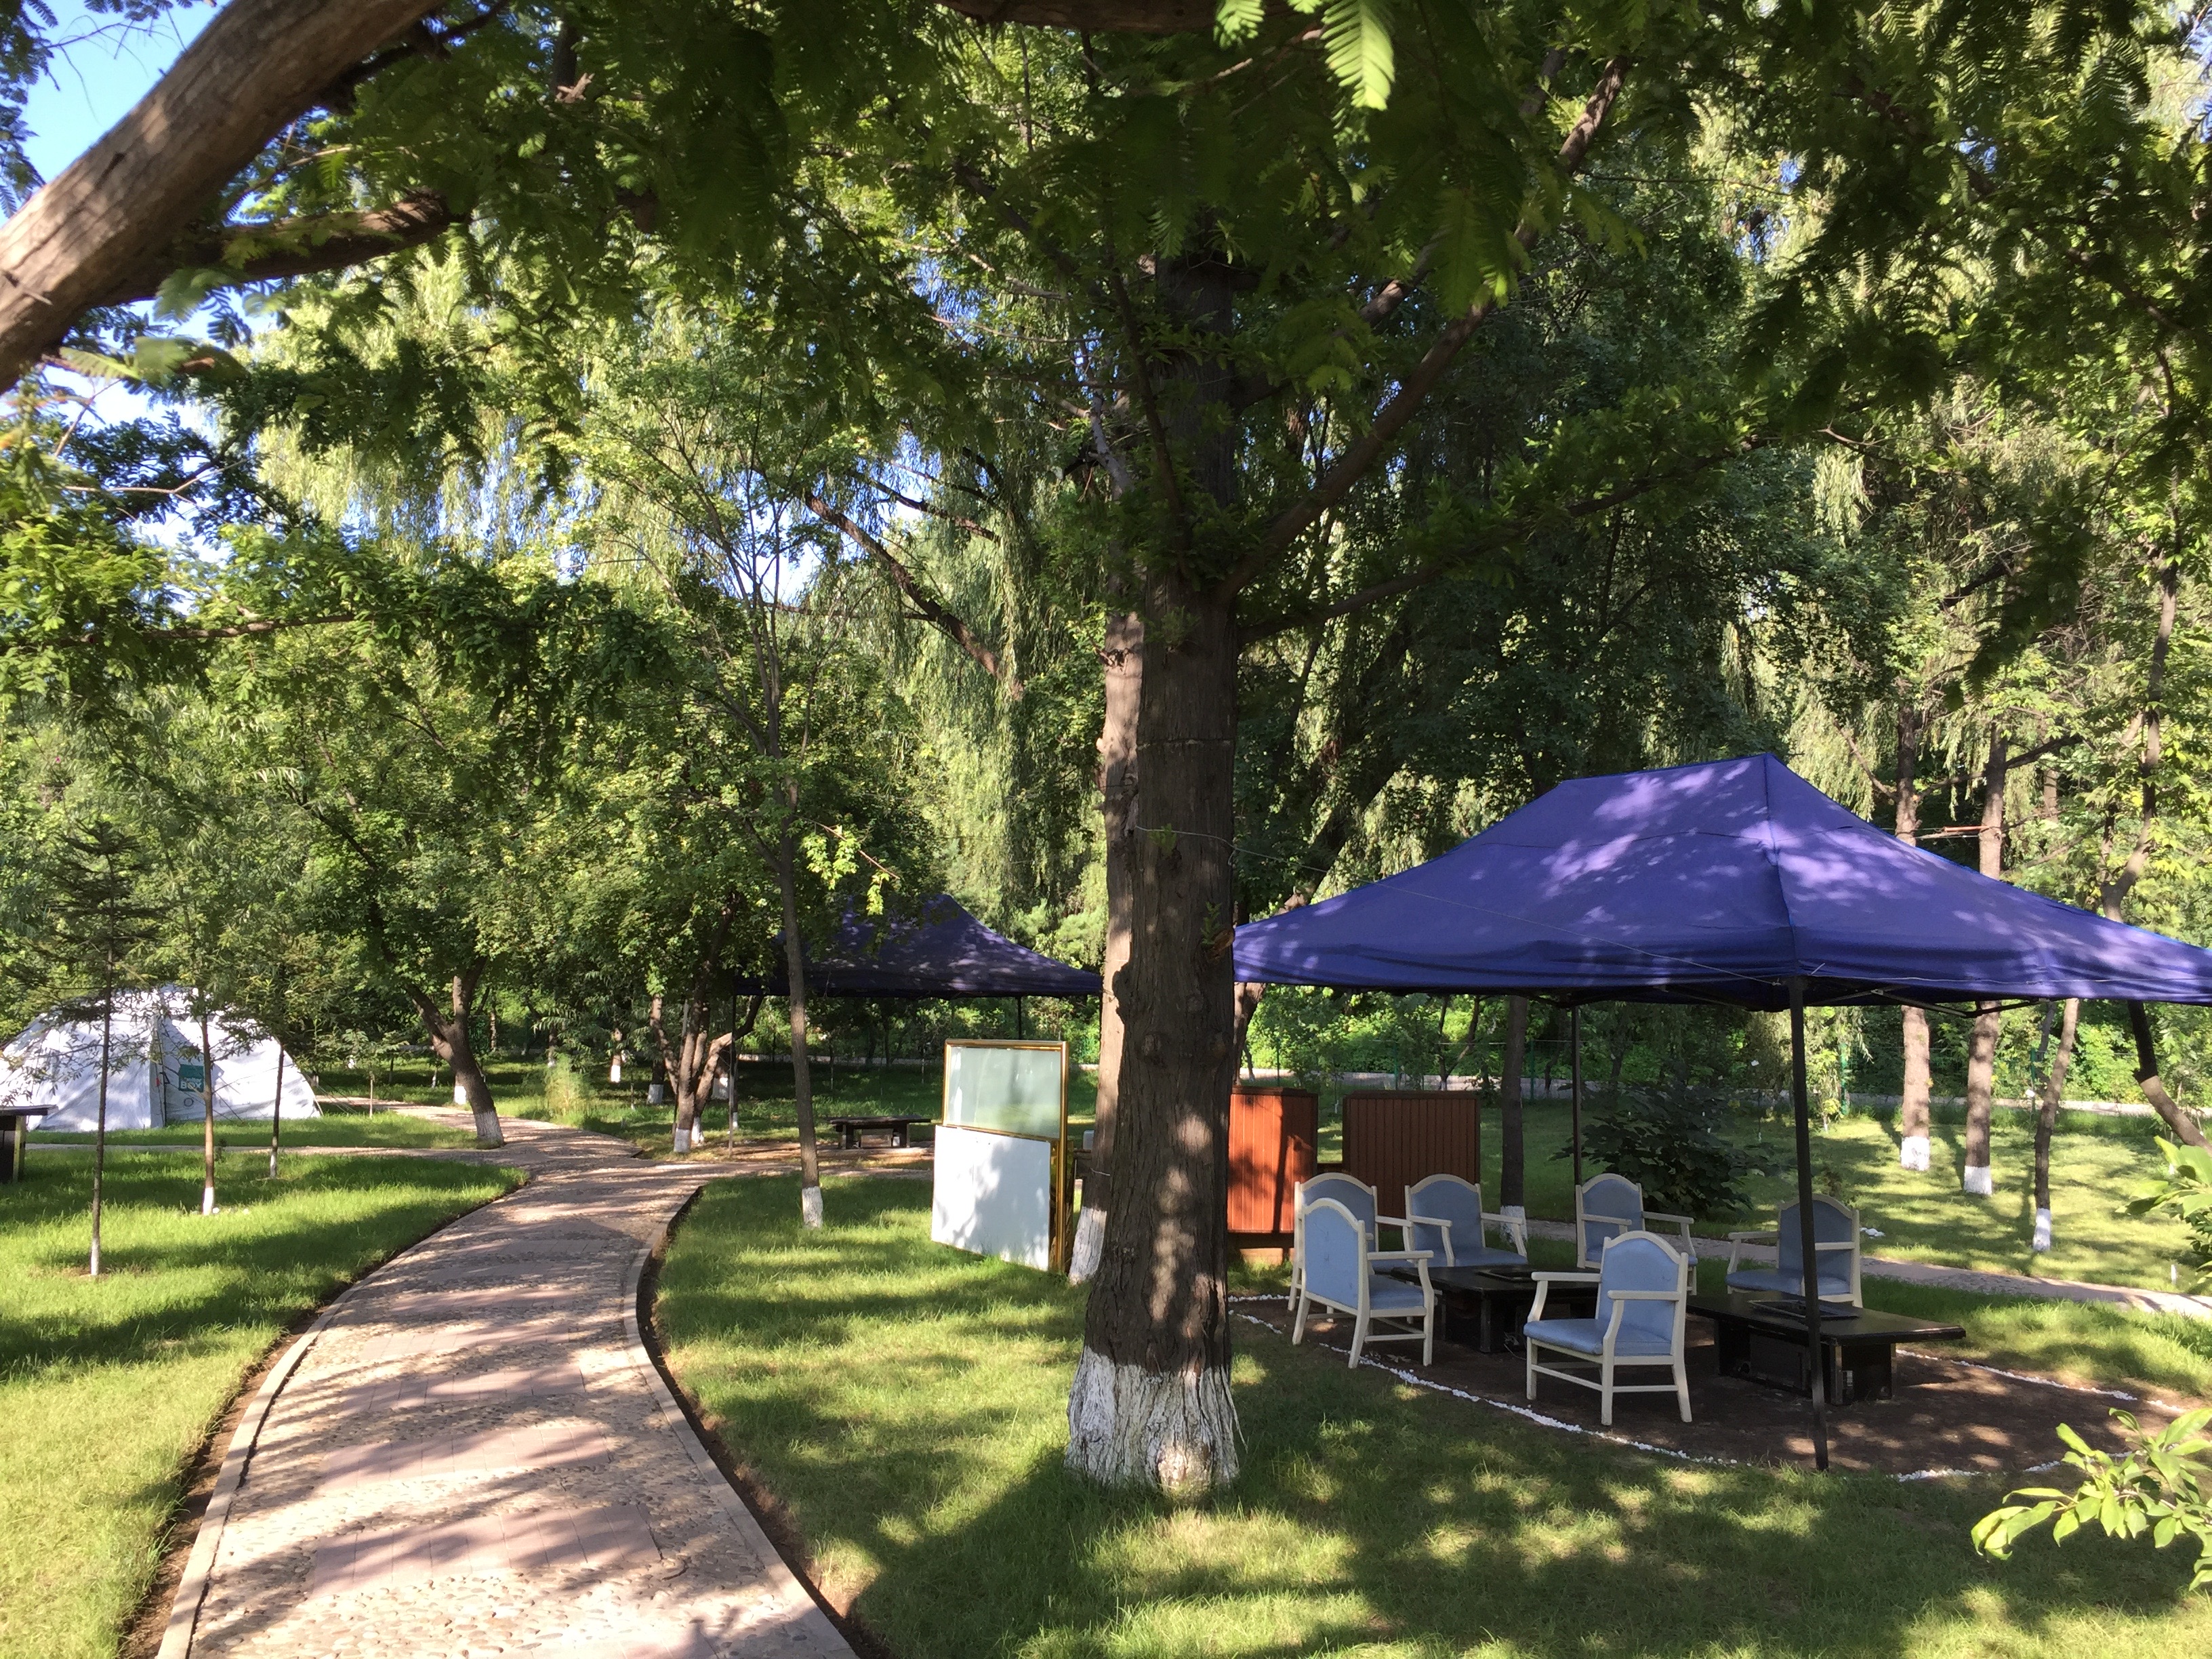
{"left": 22, "top": 2, "right": 207, "bottom": 184}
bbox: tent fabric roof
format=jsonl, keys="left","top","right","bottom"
{"left": 742, "top": 895, "right": 1101, "bottom": 999}
{"left": 1232, "top": 753, "right": 2212, "bottom": 1010}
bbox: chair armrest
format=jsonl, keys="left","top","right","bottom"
{"left": 1726, "top": 1229, "right": 1776, "bottom": 1244}
{"left": 1528, "top": 1271, "right": 1599, "bottom": 1283}
{"left": 1644, "top": 1210, "right": 1696, "bottom": 1227}
{"left": 1813, "top": 1238, "right": 1858, "bottom": 1252}
{"left": 1481, "top": 1210, "right": 1531, "bottom": 1250}
{"left": 1368, "top": 1249, "right": 1435, "bottom": 1263}
{"left": 1374, "top": 1212, "right": 1414, "bottom": 1229}
{"left": 1404, "top": 1214, "right": 1451, "bottom": 1230}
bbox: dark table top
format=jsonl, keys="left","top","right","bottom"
{"left": 1689, "top": 1290, "right": 1965, "bottom": 1342}
{"left": 1383, "top": 1263, "right": 1570, "bottom": 1295}
{"left": 826, "top": 1114, "right": 931, "bottom": 1126}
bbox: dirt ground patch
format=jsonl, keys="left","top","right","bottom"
{"left": 1235, "top": 1295, "right": 2201, "bottom": 1476}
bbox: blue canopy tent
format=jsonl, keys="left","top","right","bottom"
{"left": 1233, "top": 754, "right": 2212, "bottom": 1465}
{"left": 741, "top": 894, "right": 1101, "bottom": 1006}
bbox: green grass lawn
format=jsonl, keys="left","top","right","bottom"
{"left": 1446, "top": 1101, "right": 2200, "bottom": 1293}
{"left": 31, "top": 1107, "right": 477, "bottom": 1150}
{"left": 0, "top": 1150, "right": 523, "bottom": 1659}
{"left": 657, "top": 1176, "right": 2212, "bottom": 1659}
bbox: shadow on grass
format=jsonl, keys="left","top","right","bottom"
{"left": 658, "top": 1177, "right": 2211, "bottom": 1659}
{"left": 0, "top": 1153, "right": 519, "bottom": 1376}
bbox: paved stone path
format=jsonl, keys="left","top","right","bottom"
{"left": 160, "top": 1115, "right": 852, "bottom": 1659}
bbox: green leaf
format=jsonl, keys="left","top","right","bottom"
{"left": 1322, "top": 0, "right": 1395, "bottom": 110}
{"left": 1214, "top": 0, "right": 1266, "bottom": 45}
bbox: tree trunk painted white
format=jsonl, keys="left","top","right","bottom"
{"left": 1066, "top": 1345, "right": 1239, "bottom": 1494}
{"left": 199, "top": 1007, "right": 218, "bottom": 1217}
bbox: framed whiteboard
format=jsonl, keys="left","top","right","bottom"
{"left": 933, "top": 1040, "right": 1069, "bottom": 1271}
{"left": 931, "top": 1125, "right": 1056, "bottom": 1270}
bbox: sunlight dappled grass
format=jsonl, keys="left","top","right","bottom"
{"left": 657, "top": 1176, "right": 2212, "bottom": 1659}
{"left": 0, "top": 1151, "right": 520, "bottom": 1659}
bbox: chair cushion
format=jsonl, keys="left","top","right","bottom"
{"left": 1525, "top": 1316, "right": 1673, "bottom": 1358}
{"left": 1726, "top": 1267, "right": 1853, "bottom": 1300}
{"left": 1366, "top": 1275, "right": 1428, "bottom": 1313}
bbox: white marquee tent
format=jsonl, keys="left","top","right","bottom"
{"left": 0, "top": 985, "right": 319, "bottom": 1132}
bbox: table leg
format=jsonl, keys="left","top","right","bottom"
{"left": 892, "top": 1126, "right": 907, "bottom": 1148}
{"left": 1712, "top": 1315, "right": 1750, "bottom": 1380}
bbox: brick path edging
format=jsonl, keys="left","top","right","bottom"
{"left": 155, "top": 1294, "right": 345, "bottom": 1659}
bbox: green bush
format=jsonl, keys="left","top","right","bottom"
{"left": 1568, "top": 1076, "right": 1762, "bottom": 1218}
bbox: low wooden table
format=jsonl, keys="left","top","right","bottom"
{"left": 1382, "top": 1263, "right": 1598, "bottom": 1355}
{"left": 825, "top": 1115, "right": 931, "bottom": 1150}
{"left": 1691, "top": 1291, "right": 1966, "bottom": 1404}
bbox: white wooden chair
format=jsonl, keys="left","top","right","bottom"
{"left": 1288, "top": 1172, "right": 1408, "bottom": 1309}
{"left": 1291, "top": 1197, "right": 1437, "bottom": 1367}
{"left": 1524, "top": 1231, "right": 1692, "bottom": 1425}
{"left": 1404, "top": 1174, "right": 1528, "bottom": 1269}
{"left": 1574, "top": 1172, "right": 1696, "bottom": 1268}
{"left": 1725, "top": 1195, "right": 1863, "bottom": 1306}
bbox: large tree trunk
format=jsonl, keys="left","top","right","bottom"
{"left": 413, "top": 968, "right": 501, "bottom": 1146}
{"left": 1963, "top": 729, "right": 2008, "bottom": 1195}
{"left": 1070, "top": 606, "right": 1143, "bottom": 1284}
{"left": 1498, "top": 995, "right": 1530, "bottom": 1209}
{"left": 2032, "top": 998, "right": 2078, "bottom": 1251}
{"left": 1067, "top": 583, "right": 1240, "bottom": 1491}
{"left": 1893, "top": 701, "right": 1934, "bottom": 1170}
{"left": 775, "top": 830, "right": 824, "bottom": 1225}
{"left": 0, "top": 0, "right": 445, "bottom": 390}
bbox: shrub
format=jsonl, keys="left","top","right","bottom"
{"left": 1565, "top": 1076, "right": 1761, "bottom": 1218}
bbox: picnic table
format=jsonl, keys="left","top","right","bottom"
{"left": 1382, "top": 1263, "right": 1597, "bottom": 1355}
{"left": 825, "top": 1115, "right": 931, "bottom": 1150}
{"left": 0, "top": 1103, "right": 52, "bottom": 1181}
{"left": 1691, "top": 1290, "right": 1965, "bottom": 1404}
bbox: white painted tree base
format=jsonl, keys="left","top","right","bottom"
{"left": 1065, "top": 1345, "right": 1240, "bottom": 1492}
{"left": 472, "top": 1108, "right": 505, "bottom": 1148}
{"left": 690, "top": 1121, "right": 705, "bottom": 1149}
{"left": 201, "top": 1184, "right": 217, "bottom": 1216}
{"left": 1962, "top": 1164, "right": 1994, "bottom": 1196}
{"left": 1899, "top": 1135, "right": 1931, "bottom": 1171}
{"left": 453, "top": 1080, "right": 468, "bottom": 1106}
{"left": 648, "top": 1083, "right": 665, "bottom": 1104}
{"left": 1067, "top": 1205, "right": 1106, "bottom": 1285}
{"left": 801, "top": 1183, "right": 823, "bottom": 1229}
{"left": 2032, "top": 1207, "right": 2053, "bottom": 1252}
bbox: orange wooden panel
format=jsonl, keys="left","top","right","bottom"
{"left": 1340, "top": 1092, "right": 1482, "bottom": 1215}
{"left": 1227, "top": 1086, "right": 1317, "bottom": 1235}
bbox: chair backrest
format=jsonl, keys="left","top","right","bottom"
{"left": 1300, "top": 1172, "right": 1378, "bottom": 1239}
{"left": 1300, "top": 1198, "right": 1366, "bottom": 1306}
{"left": 1406, "top": 1174, "right": 1483, "bottom": 1264}
{"left": 1775, "top": 1195, "right": 1858, "bottom": 1295}
{"left": 1576, "top": 1172, "right": 1644, "bottom": 1266}
{"left": 1595, "top": 1232, "right": 1686, "bottom": 1351}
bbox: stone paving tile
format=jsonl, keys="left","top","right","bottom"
{"left": 169, "top": 1115, "right": 853, "bottom": 1659}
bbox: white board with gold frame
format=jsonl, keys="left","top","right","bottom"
{"left": 930, "top": 1038, "right": 1069, "bottom": 1271}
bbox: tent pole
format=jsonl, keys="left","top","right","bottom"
{"left": 1570, "top": 1006, "right": 1583, "bottom": 1189}
{"left": 1788, "top": 977, "right": 1830, "bottom": 1471}
{"left": 1017, "top": 997, "right": 1025, "bottom": 1040}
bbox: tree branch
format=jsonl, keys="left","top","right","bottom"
{"left": 1219, "top": 57, "right": 1633, "bottom": 597}
{"left": 1240, "top": 432, "right": 1750, "bottom": 640}
{"left": 87, "top": 191, "right": 456, "bottom": 310}
{"left": 0, "top": 0, "right": 447, "bottom": 389}
{"left": 807, "top": 494, "right": 1023, "bottom": 697}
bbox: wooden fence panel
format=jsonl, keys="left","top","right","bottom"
{"left": 1227, "top": 1086, "right": 1317, "bottom": 1237}
{"left": 1340, "top": 1091, "right": 1483, "bottom": 1215}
